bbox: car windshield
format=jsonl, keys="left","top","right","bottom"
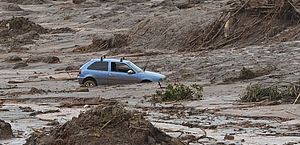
{"left": 127, "top": 62, "right": 143, "bottom": 73}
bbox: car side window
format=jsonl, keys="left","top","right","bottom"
{"left": 111, "top": 62, "right": 132, "bottom": 73}
{"left": 87, "top": 62, "right": 108, "bottom": 71}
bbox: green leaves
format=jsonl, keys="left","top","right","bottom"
{"left": 156, "top": 83, "right": 203, "bottom": 102}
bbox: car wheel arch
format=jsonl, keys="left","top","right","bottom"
{"left": 83, "top": 77, "right": 97, "bottom": 86}
{"left": 141, "top": 79, "right": 152, "bottom": 83}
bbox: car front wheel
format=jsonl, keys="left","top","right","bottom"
{"left": 83, "top": 79, "right": 97, "bottom": 87}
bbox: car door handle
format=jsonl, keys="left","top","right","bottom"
{"left": 109, "top": 73, "right": 112, "bottom": 76}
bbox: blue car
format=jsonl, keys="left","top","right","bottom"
{"left": 78, "top": 58, "right": 166, "bottom": 87}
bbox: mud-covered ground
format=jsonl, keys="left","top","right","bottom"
{"left": 0, "top": 0, "right": 300, "bottom": 145}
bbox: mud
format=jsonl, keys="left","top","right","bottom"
{"left": 0, "top": 119, "right": 13, "bottom": 139}
{"left": 73, "top": 33, "right": 129, "bottom": 53}
{"left": 0, "top": 0, "right": 300, "bottom": 145}
{"left": 0, "top": 0, "right": 46, "bottom": 5}
{"left": 0, "top": 3, "right": 23, "bottom": 11}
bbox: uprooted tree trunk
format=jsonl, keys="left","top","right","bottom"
{"left": 187, "top": 0, "right": 300, "bottom": 51}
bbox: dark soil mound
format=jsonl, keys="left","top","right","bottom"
{"left": 73, "top": 33, "right": 129, "bottom": 53}
{"left": 0, "top": 17, "right": 47, "bottom": 46}
{"left": 0, "top": 119, "right": 13, "bottom": 139}
{"left": 25, "top": 105, "right": 184, "bottom": 145}
{"left": 0, "top": 17, "right": 47, "bottom": 35}
{"left": 0, "top": 17, "right": 75, "bottom": 46}
{"left": 41, "top": 56, "right": 60, "bottom": 63}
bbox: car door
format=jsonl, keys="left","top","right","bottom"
{"left": 108, "top": 62, "right": 140, "bottom": 85}
{"left": 86, "top": 61, "right": 108, "bottom": 85}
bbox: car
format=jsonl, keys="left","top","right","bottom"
{"left": 77, "top": 57, "right": 166, "bottom": 87}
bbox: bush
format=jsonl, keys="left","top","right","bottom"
{"left": 155, "top": 83, "right": 203, "bottom": 102}
{"left": 240, "top": 83, "right": 300, "bottom": 104}
{"left": 240, "top": 84, "right": 281, "bottom": 102}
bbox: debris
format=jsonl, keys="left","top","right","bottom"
{"left": 189, "top": 0, "right": 300, "bottom": 50}
{"left": 224, "top": 65, "right": 276, "bottom": 82}
{"left": 26, "top": 56, "right": 44, "bottom": 63}
{"left": 59, "top": 98, "right": 115, "bottom": 108}
{"left": 1, "top": 3, "right": 23, "bottom": 11}
{"left": 0, "top": 108, "right": 9, "bottom": 111}
{"left": 0, "top": 119, "right": 13, "bottom": 139}
{"left": 29, "top": 110, "right": 60, "bottom": 116}
{"left": 73, "top": 33, "right": 129, "bottom": 53}
{"left": 72, "top": 0, "right": 86, "bottom": 4}
{"left": 293, "top": 93, "right": 300, "bottom": 104}
{"left": 0, "top": 0, "right": 46, "bottom": 5}
{"left": 224, "top": 134, "right": 234, "bottom": 140}
{"left": 239, "top": 67, "right": 256, "bottom": 80}
{"left": 8, "top": 80, "right": 25, "bottom": 84}
{"left": 128, "top": 7, "right": 218, "bottom": 51}
{"left": 0, "top": 17, "right": 72, "bottom": 46}
{"left": 49, "top": 27, "right": 75, "bottom": 34}
{"left": 0, "top": 17, "right": 47, "bottom": 34}
{"left": 241, "top": 83, "right": 300, "bottom": 104}
{"left": 46, "top": 120, "right": 59, "bottom": 126}
{"left": 5, "top": 55, "right": 22, "bottom": 62}
{"left": 65, "top": 65, "right": 80, "bottom": 71}
{"left": 29, "top": 87, "right": 47, "bottom": 94}
{"left": 12, "top": 62, "right": 28, "bottom": 69}
{"left": 19, "top": 106, "right": 34, "bottom": 112}
{"left": 0, "top": 17, "right": 47, "bottom": 46}
{"left": 64, "top": 88, "right": 89, "bottom": 93}
{"left": 26, "top": 56, "right": 60, "bottom": 63}
{"left": 8, "top": 46, "right": 29, "bottom": 52}
{"left": 41, "top": 56, "right": 60, "bottom": 64}
{"left": 25, "top": 105, "right": 184, "bottom": 145}
{"left": 0, "top": 85, "right": 17, "bottom": 90}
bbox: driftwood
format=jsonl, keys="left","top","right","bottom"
{"left": 188, "top": 0, "right": 300, "bottom": 51}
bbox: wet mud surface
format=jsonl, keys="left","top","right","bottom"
{"left": 0, "top": 0, "right": 300, "bottom": 145}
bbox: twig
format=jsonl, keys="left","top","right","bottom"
{"left": 187, "top": 128, "right": 216, "bottom": 144}
{"left": 293, "top": 93, "right": 300, "bottom": 104}
{"left": 100, "top": 119, "right": 112, "bottom": 131}
{"left": 286, "top": 111, "right": 300, "bottom": 118}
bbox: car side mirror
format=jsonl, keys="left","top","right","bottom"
{"left": 127, "top": 70, "right": 135, "bottom": 74}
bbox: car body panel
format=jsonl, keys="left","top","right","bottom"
{"left": 108, "top": 71, "right": 141, "bottom": 85}
{"left": 78, "top": 58, "right": 166, "bottom": 86}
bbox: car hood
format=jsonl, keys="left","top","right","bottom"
{"left": 142, "top": 71, "right": 166, "bottom": 79}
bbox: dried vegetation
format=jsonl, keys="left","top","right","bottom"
{"left": 241, "top": 83, "right": 300, "bottom": 104}
{"left": 188, "top": 0, "right": 300, "bottom": 50}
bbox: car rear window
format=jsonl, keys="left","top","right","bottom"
{"left": 87, "top": 61, "right": 108, "bottom": 71}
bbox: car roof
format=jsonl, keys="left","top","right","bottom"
{"left": 91, "top": 58, "right": 130, "bottom": 63}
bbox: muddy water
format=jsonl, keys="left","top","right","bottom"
{"left": 0, "top": 103, "right": 85, "bottom": 145}
{"left": 146, "top": 111, "right": 300, "bottom": 145}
